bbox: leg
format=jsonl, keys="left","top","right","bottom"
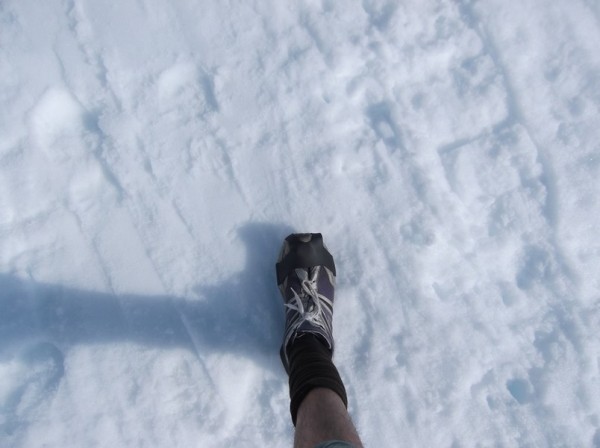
{"left": 276, "top": 233, "right": 363, "bottom": 448}
{"left": 294, "top": 388, "right": 363, "bottom": 448}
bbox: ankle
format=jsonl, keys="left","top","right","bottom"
{"left": 287, "top": 335, "right": 348, "bottom": 425}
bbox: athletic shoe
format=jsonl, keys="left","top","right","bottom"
{"left": 276, "top": 233, "right": 337, "bottom": 372}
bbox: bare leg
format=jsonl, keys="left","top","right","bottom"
{"left": 294, "top": 388, "right": 363, "bottom": 448}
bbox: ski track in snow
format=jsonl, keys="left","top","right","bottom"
{"left": 1, "top": 0, "right": 599, "bottom": 446}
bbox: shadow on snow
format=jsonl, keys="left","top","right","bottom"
{"left": 0, "top": 221, "right": 295, "bottom": 368}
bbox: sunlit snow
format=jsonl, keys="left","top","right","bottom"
{"left": 2, "top": 0, "right": 599, "bottom": 446}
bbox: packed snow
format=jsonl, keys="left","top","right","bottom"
{"left": 1, "top": 0, "right": 600, "bottom": 446}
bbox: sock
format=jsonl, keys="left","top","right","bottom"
{"left": 285, "top": 334, "right": 348, "bottom": 426}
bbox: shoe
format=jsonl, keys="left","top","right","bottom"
{"left": 276, "top": 233, "right": 337, "bottom": 372}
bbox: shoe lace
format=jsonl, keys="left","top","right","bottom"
{"left": 285, "top": 268, "right": 333, "bottom": 332}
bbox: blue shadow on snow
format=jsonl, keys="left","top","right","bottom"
{"left": 0, "top": 222, "right": 295, "bottom": 367}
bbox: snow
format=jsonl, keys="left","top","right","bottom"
{"left": 1, "top": 0, "right": 599, "bottom": 446}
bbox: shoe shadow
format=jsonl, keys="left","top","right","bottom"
{"left": 0, "top": 221, "right": 294, "bottom": 368}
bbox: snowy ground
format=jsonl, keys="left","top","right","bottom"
{"left": 2, "top": 0, "right": 600, "bottom": 446}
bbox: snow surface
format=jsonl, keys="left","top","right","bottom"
{"left": 1, "top": 0, "right": 600, "bottom": 446}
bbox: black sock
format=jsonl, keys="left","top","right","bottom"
{"left": 285, "top": 334, "right": 348, "bottom": 426}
